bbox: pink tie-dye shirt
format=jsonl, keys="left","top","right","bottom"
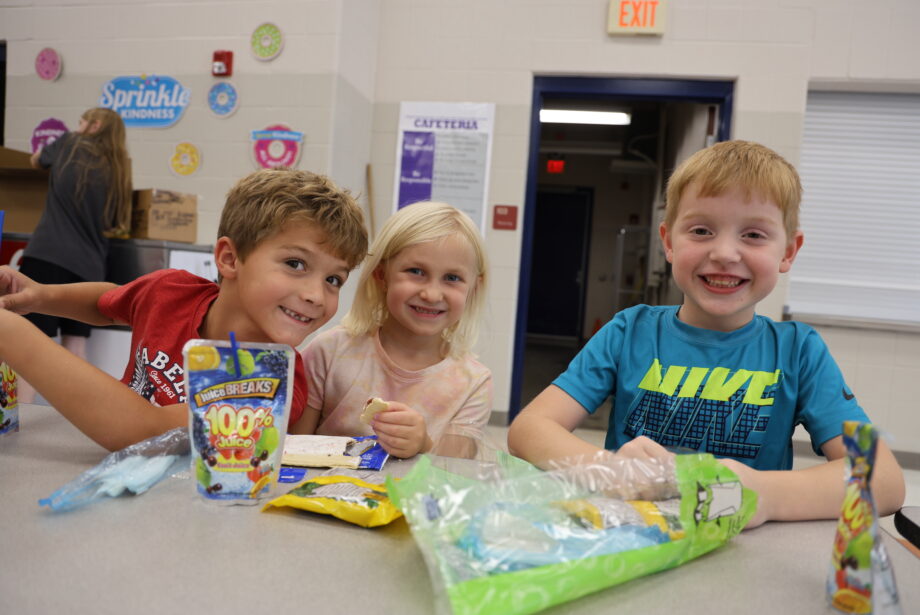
{"left": 302, "top": 326, "right": 492, "bottom": 445}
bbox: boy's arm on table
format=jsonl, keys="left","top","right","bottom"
{"left": 0, "top": 310, "right": 185, "bottom": 451}
{"left": 720, "top": 435, "right": 905, "bottom": 529}
{"left": 508, "top": 385, "right": 609, "bottom": 468}
{"left": 0, "top": 265, "right": 119, "bottom": 325}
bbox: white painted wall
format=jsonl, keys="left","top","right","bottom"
{"left": 3, "top": 0, "right": 919, "bottom": 451}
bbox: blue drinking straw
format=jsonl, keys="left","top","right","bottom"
{"left": 229, "top": 331, "right": 241, "bottom": 377}
{"left": 0, "top": 210, "right": 5, "bottom": 255}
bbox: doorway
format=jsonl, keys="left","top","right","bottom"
{"left": 510, "top": 76, "right": 734, "bottom": 423}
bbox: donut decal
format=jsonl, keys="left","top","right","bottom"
{"left": 31, "top": 118, "right": 69, "bottom": 154}
{"left": 35, "top": 48, "right": 62, "bottom": 81}
{"left": 251, "top": 23, "right": 284, "bottom": 61}
{"left": 251, "top": 124, "right": 303, "bottom": 169}
{"left": 170, "top": 142, "right": 202, "bottom": 177}
{"left": 208, "top": 82, "right": 239, "bottom": 118}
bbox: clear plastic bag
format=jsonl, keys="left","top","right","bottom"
{"left": 388, "top": 451, "right": 756, "bottom": 615}
{"left": 39, "top": 427, "right": 190, "bottom": 512}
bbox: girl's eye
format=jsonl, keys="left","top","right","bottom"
{"left": 743, "top": 231, "right": 766, "bottom": 240}
{"left": 445, "top": 273, "right": 463, "bottom": 283}
{"left": 406, "top": 267, "right": 423, "bottom": 276}
{"left": 326, "top": 275, "right": 344, "bottom": 288}
{"left": 690, "top": 227, "right": 711, "bottom": 236}
{"left": 285, "top": 259, "right": 306, "bottom": 271}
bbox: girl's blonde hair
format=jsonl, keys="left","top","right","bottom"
{"left": 342, "top": 201, "right": 488, "bottom": 357}
{"left": 63, "top": 108, "right": 132, "bottom": 237}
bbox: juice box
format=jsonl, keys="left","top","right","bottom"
{"left": 183, "top": 340, "right": 293, "bottom": 504}
{"left": 0, "top": 362, "right": 19, "bottom": 436}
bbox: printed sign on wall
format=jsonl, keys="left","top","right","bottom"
{"left": 31, "top": 118, "right": 68, "bottom": 153}
{"left": 251, "top": 124, "right": 303, "bottom": 169}
{"left": 392, "top": 102, "right": 495, "bottom": 232}
{"left": 99, "top": 75, "right": 191, "bottom": 128}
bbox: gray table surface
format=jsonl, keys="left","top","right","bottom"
{"left": 2, "top": 404, "right": 917, "bottom": 615}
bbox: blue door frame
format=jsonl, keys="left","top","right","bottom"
{"left": 508, "top": 76, "right": 734, "bottom": 423}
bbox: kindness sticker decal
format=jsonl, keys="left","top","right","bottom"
{"left": 99, "top": 74, "right": 191, "bottom": 128}
{"left": 251, "top": 124, "right": 303, "bottom": 169}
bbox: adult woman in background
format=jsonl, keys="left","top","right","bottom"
{"left": 18, "top": 107, "right": 131, "bottom": 402}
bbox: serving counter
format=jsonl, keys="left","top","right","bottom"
{"left": 2, "top": 404, "right": 918, "bottom": 615}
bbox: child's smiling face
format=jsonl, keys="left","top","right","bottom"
{"left": 660, "top": 182, "right": 803, "bottom": 332}
{"left": 228, "top": 220, "right": 350, "bottom": 348}
{"left": 376, "top": 235, "right": 478, "bottom": 348}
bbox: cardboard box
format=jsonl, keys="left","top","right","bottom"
{"left": 132, "top": 188, "right": 197, "bottom": 243}
{"left": 0, "top": 146, "right": 49, "bottom": 234}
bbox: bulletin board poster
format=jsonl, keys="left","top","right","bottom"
{"left": 392, "top": 102, "right": 495, "bottom": 232}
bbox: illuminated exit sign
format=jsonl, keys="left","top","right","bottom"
{"left": 607, "top": 0, "right": 666, "bottom": 36}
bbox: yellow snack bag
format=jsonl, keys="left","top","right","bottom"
{"left": 263, "top": 475, "right": 403, "bottom": 528}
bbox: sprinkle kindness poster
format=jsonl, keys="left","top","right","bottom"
{"left": 392, "top": 102, "right": 495, "bottom": 232}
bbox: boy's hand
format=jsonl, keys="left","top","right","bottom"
{"left": 370, "top": 402, "right": 432, "bottom": 459}
{"left": 718, "top": 457, "right": 769, "bottom": 529}
{"left": 0, "top": 266, "right": 43, "bottom": 314}
{"left": 615, "top": 435, "right": 672, "bottom": 459}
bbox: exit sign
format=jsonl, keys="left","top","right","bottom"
{"left": 607, "top": 0, "right": 666, "bottom": 36}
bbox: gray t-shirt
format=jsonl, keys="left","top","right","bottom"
{"left": 24, "top": 132, "right": 111, "bottom": 281}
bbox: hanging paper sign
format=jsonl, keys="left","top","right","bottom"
{"left": 251, "top": 23, "right": 284, "bottom": 61}
{"left": 170, "top": 142, "right": 202, "bottom": 177}
{"left": 207, "top": 82, "right": 239, "bottom": 118}
{"left": 99, "top": 75, "right": 191, "bottom": 128}
{"left": 31, "top": 118, "right": 69, "bottom": 154}
{"left": 251, "top": 124, "right": 303, "bottom": 169}
{"left": 35, "top": 48, "right": 63, "bottom": 81}
{"left": 392, "top": 102, "right": 495, "bottom": 232}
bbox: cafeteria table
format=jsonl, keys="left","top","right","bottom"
{"left": 2, "top": 404, "right": 917, "bottom": 615}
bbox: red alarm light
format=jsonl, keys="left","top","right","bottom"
{"left": 546, "top": 158, "right": 565, "bottom": 174}
{"left": 212, "top": 50, "right": 233, "bottom": 77}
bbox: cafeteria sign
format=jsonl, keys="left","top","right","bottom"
{"left": 99, "top": 75, "right": 190, "bottom": 128}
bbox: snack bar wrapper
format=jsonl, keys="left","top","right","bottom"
{"left": 827, "top": 421, "right": 901, "bottom": 615}
{"left": 388, "top": 452, "right": 756, "bottom": 615}
{"left": 0, "top": 361, "right": 18, "bottom": 436}
{"left": 183, "top": 339, "right": 294, "bottom": 505}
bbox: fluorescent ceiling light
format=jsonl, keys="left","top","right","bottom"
{"left": 540, "top": 109, "right": 631, "bottom": 125}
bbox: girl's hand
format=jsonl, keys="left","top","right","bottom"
{"left": 0, "top": 266, "right": 43, "bottom": 314}
{"left": 370, "top": 402, "right": 432, "bottom": 458}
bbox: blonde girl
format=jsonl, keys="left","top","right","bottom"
{"left": 20, "top": 108, "right": 132, "bottom": 402}
{"left": 300, "top": 201, "right": 492, "bottom": 458}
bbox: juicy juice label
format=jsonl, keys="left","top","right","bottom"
{"left": 0, "top": 362, "right": 19, "bottom": 436}
{"left": 827, "top": 421, "right": 901, "bottom": 615}
{"left": 183, "top": 340, "right": 293, "bottom": 504}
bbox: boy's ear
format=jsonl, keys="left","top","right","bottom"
{"left": 214, "top": 236, "right": 242, "bottom": 280}
{"left": 779, "top": 230, "right": 804, "bottom": 273}
{"left": 658, "top": 222, "right": 674, "bottom": 263}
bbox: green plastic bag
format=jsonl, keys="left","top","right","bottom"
{"left": 388, "top": 453, "right": 756, "bottom": 615}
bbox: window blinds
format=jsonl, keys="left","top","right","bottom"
{"left": 788, "top": 91, "right": 920, "bottom": 324}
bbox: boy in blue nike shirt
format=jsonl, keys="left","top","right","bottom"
{"left": 509, "top": 140, "right": 905, "bottom": 528}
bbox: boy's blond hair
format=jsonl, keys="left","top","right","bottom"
{"left": 342, "top": 201, "right": 488, "bottom": 357}
{"left": 664, "top": 140, "right": 802, "bottom": 240}
{"left": 218, "top": 168, "right": 368, "bottom": 269}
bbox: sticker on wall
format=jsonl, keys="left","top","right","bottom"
{"left": 207, "top": 81, "right": 239, "bottom": 118}
{"left": 99, "top": 74, "right": 191, "bottom": 128}
{"left": 31, "top": 118, "right": 69, "bottom": 154}
{"left": 250, "top": 22, "right": 284, "bottom": 61}
{"left": 35, "top": 48, "right": 63, "bottom": 81}
{"left": 251, "top": 124, "right": 303, "bottom": 169}
{"left": 169, "top": 142, "right": 202, "bottom": 177}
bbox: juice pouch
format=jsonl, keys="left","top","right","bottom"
{"left": 827, "top": 421, "right": 901, "bottom": 615}
{"left": 183, "top": 339, "right": 294, "bottom": 504}
{"left": 0, "top": 361, "right": 19, "bottom": 436}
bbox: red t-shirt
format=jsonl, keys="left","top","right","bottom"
{"left": 98, "top": 269, "right": 305, "bottom": 425}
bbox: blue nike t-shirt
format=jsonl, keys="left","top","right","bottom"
{"left": 553, "top": 305, "right": 869, "bottom": 470}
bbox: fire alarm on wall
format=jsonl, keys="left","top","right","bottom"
{"left": 212, "top": 50, "right": 233, "bottom": 77}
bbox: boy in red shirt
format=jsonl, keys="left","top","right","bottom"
{"left": 0, "top": 168, "right": 367, "bottom": 451}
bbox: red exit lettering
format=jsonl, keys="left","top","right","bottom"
{"left": 619, "top": 0, "right": 659, "bottom": 28}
